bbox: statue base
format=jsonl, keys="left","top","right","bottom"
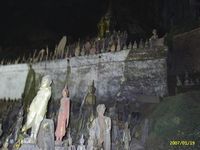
{"left": 19, "top": 119, "right": 55, "bottom": 150}
{"left": 55, "top": 141, "right": 66, "bottom": 150}
{"left": 19, "top": 143, "right": 40, "bottom": 150}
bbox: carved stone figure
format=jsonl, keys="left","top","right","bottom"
{"left": 79, "top": 81, "right": 96, "bottom": 129}
{"left": 123, "top": 43, "right": 127, "bottom": 50}
{"left": 90, "top": 104, "right": 111, "bottom": 150}
{"left": 75, "top": 40, "right": 81, "bottom": 57}
{"left": 14, "top": 107, "right": 24, "bottom": 142}
{"left": 116, "top": 36, "right": 121, "bottom": 51}
{"left": 81, "top": 45, "right": 86, "bottom": 56}
{"left": 87, "top": 129, "right": 96, "bottom": 150}
{"left": 145, "top": 40, "right": 149, "bottom": 49}
{"left": 176, "top": 75, "right": 182, "bottom": 87}
{"left": 2, "top": 136, "right": 9, "bottom": 150}
{"left": 55, "top": 86, "right": 70, "bottom": 141}
{"left": 22, "top": 75, "right": 52, "bottom": 143}
{"left": 15, "top": 57, "right": 20, "bottom": 64}
{"left": 150, "top": 29, "right": 158, "bottom": 40}
{"left": 57, "top": 36, "right": 67, "bottom": 58}
{"left": 128, "top": 42, "right": 132, "bottom": 49}
{"left": 0, "top": 123, "right": 2, "bottom": 137}
{"left": 112, "top": 120, "right": 119, "bottom": 143}
{"left": 100, "top": 38, "right": 105, "bottom": 53}
{"left": 110, "top": 42, "right": 116, "bottom": 52}
{"left": 37, "top": 49, "right": 45, "bottom": 62}
{"left": 122, "top": 122, "right": 131, "bottom": 150}
{"left": 45, "top": 46, "right": 49, "bottom": 61}
{"left": 132, "top": 41, "right": 137, "bottom": 49}
{"left": 37, "top": 119, "right": 55, "bottom": 150}
{"left": 77, "top": 135, "right": 86, "bottom": 150}
{"left": 85, "top": 41, "right": 92, "bottom": 55}
{"left": 68, "top": 133, "right": 76, "bottom": 150}
{"left": 90, "top": 42, "right": 96, "bottom": 55}
{"left": 149, "top": 29, "right": 158, "bottom": 48}
{"left": 98, "top": 17, "right": 106, "bottom": 39}
{"left": 139, "top": 39, "right": 144, "bottom": 49}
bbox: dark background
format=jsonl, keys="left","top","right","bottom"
{"left": 0, "top": 0, "right": 199, "bottom": 59}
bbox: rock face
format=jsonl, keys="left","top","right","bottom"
{"left": 0, "top": 49, "right": 167, "bottom": 103}
{"left": 37, "top": 119, "right": 55, "bottom": 150}
{"left": 172, "top": 27, "right": 200, "bottom": 74}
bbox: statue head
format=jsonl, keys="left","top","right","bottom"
{"left": 88, "top": 80, "right": 96, "bottom": 94}
{"left": 125, "top": 122, "right": 129, "bottom": 129}
{"left": 96, "top": 104, "right": 106, "bottom": 117}
{"left": 40, "top": 75, "right": 52, "bottom": 88}
{"left": 80, "top": 134, "right": 84, "bottom": 145}
{"left": 152, "top": 29, "right": 157, "bottom": 35}
{"left": 62, "top": 85, "right": 69, "bottom": 97}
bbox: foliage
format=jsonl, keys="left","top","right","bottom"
{"left": 148, "top": 91, "right": 200, "bottom": 149}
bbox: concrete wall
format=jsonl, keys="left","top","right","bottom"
{"left": 0, "top": 64, "right": 29, "bottom": 100}
{"left": 0, "top": 50, "right": 168, "bottom": 102}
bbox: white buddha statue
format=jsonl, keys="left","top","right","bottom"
{"left": 22, "top": 75, "right": 52, "bottom": 143}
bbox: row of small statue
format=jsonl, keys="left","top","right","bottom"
{"left": 0, "top": 29, "right": 162, "bottom": 65}
{"left": 1, "top": 75, "right": 131, "bottom": 150}
{"left": 176, "top": 72, "right": 200, "bottom": 87}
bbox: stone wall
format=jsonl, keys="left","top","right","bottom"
{"left": 0, "top": 49, "right": 168, "bottom": 103}
{"left": 0, "top": 64, "right": 29, "bottom": 100}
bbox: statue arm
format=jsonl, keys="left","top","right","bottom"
{"left": 122, "top": 131, "right": 125, "bottom": 142}
{"left": 107, "top": 117, "right": 111, "bottom": 132}
{"left": 66, "top": 99, "right": 70, "bottom": 127}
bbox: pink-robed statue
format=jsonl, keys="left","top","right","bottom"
{"left": 55, "top": 86, "right": 70, "bottom": 141}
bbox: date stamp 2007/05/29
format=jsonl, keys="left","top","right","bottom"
{"left": 170, "top": 140, "right": 195, "bottom": 146}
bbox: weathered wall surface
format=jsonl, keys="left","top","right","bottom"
{"left": 0, "top": 64, "right": 29, "bottom": 100}
{"left": 0, "top": 50, "right": 168, "bottom": 102}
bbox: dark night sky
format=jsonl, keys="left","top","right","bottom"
{"left": 0, "top": 0, "right": 198, "bottom": 59}
{"left": 0, "top": 0, "right": 107, "bottom": 47}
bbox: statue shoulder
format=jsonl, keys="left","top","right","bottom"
{"left": 105, "top": 116, "right": 111, "bottom": 121}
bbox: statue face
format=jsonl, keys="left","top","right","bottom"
{"left": 62, "top": 88, "right": 69, "bottom": 97}
{"left": 97, "top": 104, "right": 106, "bottom": 117}
{"left": 152, "top": 29, "right": 157, "bottom": 35}
{"left": 88, "top": 86, "right": 93, "bottom": 94}
{"left": 41, "top": 75, "right": 52, "bottom": 87}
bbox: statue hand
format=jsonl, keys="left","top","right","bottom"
{"left": 21, "top": 126, "right": 27, "bottom": 133}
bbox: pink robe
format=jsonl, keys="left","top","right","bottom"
{"left": 55, "top": 97, "right": 70, "bottom": 141}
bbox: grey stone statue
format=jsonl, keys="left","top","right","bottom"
{"left": 68, "top": 133, "right": 76, "bottom": 150}
{"left": 176, "top": 75, "right": 182, "bottom": 87}
{"left": 90, "top": 104, "right": 111, "bottom": 150}
{"left": 87, "top": 129, "right": 96, "bottom": 150}
{"left": 132, "top": 41, "right": 137, "bottom": 49}
{"left": 77, "top": 135, "right": 86, "bottom": 150}
{"left": 139, "top": 39, "right": 144, "bottom": 49}
{"left": 122, "top": 122, "right": 131, "bottom": 150}
{"left": 128, "top": 42, "right": 132, "bottom": 50}
{"left": 0, "top": 123, "right": 2, "bottom": 137}
{"left": 149, "top": 29, "right": 158, "bottom": 48}
{"left": 13, "top": 107, "right": 24, "bottom": 142}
